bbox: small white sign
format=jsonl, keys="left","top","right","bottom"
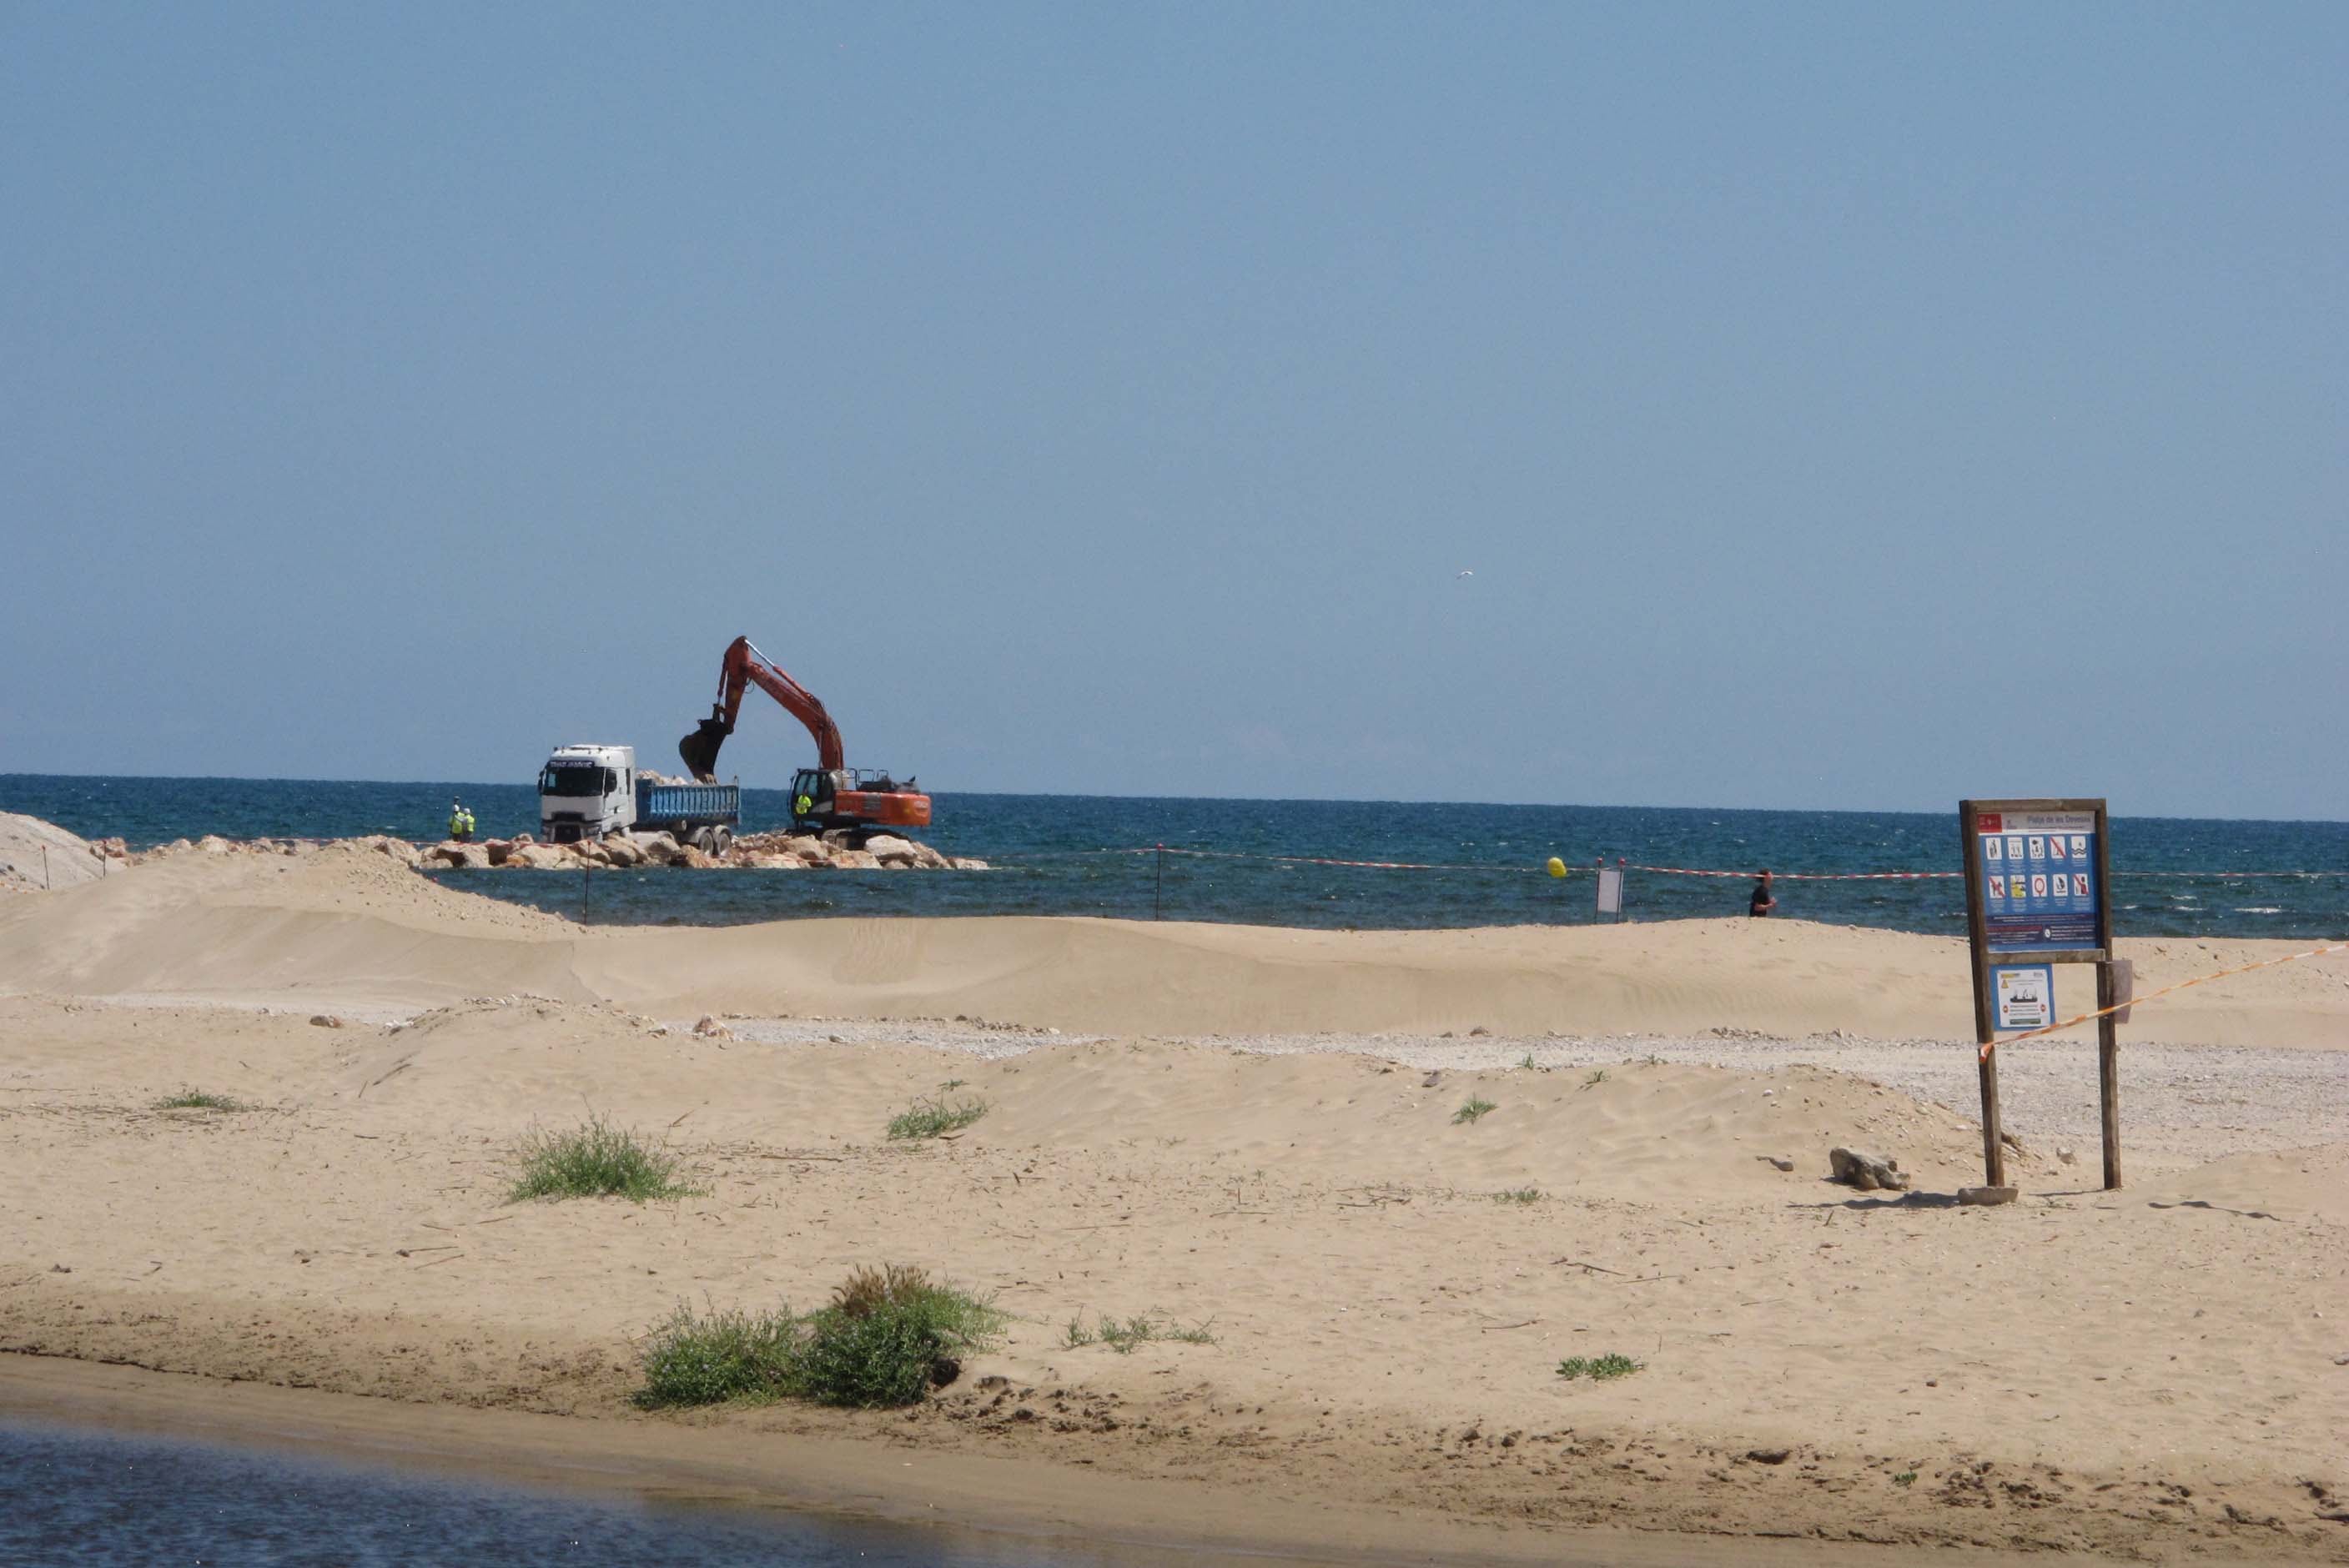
{"left": 1994, "top": 964, "right": 2055, "bottom": 1031}
{"left": 1595, "top": 866, "right": 1624, "bottom": 916}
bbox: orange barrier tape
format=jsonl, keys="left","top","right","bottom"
{"left": 1108, "top": 848, "right": 2346, "bottom": 882}
{"left": 1125, "top": 846, "right": 1542, "bottom": 873}
{"left": 1624, "top": 864, "right": 1959, "bottom": 881}
{"left": 2111, "top": 869, "right": 2349, "bottom": 878}
{"left": 1980, "top": 941, "right": 2349, "bottom": 1059}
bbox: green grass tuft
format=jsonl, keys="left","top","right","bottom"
{"left": 887, "top": 1096, "right": 988, "bottom": 1140}
{"left": 509, "top": 1116, "right": 696, "bottom": 1203}
{"left": 1517, "top": 1053, "right": 1537, "bottom": 1069}
{"left": 633, "top": 1302, "right": 799, "bottom": 1408}
{"left": 1557, "top": 1352, "right": 1643, "bottom": 1381}
{"left": 1490, "top": 1187, "right": 1542, "bottom": 1204}
{"left": 1064, "top": 1313, "right": 1217, "bottom": 1354}
{"left": 1893, "top": 1470, "right": 1919, "bottom": 1488}
{"left": 634, "top": 1267, "right": 1003, "bottom": 1411}
{"left": 1581, "top": 1068, "right": 1609, "bottom": 1090}
{"left": 1452, "top": 1096, "right": 1497, "bottom": 1124}
{"left": 155, "top": 1090, "right": 247, "bottom": 1112}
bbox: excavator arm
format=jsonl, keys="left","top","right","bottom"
{"left": 679, "top": 636, "right": 844, "bottom": 780}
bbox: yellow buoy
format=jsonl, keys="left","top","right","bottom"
{"left": 1545, "top": 857, "right": 1567, "bottom": 878}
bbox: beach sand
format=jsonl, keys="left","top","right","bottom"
{"left": 1, "top": 842, "right": 2344, "bottom": 1560}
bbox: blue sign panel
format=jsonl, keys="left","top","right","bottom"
{"left": 1977, "top": 810, "right": 2102, "bottom": 952}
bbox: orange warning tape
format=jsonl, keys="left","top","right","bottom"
{"left": 1124, "top": 846, "right": 1542, "bottom": 873}
{"left": 1980, "top": 940, "right": 2349, "bottom": 1059}
{"left": 1624, "top": 863, "right": 1959, "bottom": 881}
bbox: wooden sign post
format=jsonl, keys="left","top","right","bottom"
{"left": 1958, "top": 799, "right": 2120, "bottom": 1190}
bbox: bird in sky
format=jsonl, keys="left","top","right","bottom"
{"left": 1456, "top": 569, "right": 1474, "bottom": 579}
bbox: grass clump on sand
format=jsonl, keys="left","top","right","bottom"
{"left": 509, "top": 1116, "right": 695, "bottom": 1203}
{"left": 155, "top": 1090, "right": 247, "bottom": 1112}
{"left": 634, "top": 1265, "right": 1003, "bottom": 1411}
{"left": 1491, "top": 1187, "right": 1542, "bottom": 1204}
{"left": 886, "top": 1095, "right": 988, "bottom": 1140}
{"left": 634, "top": 1303, "right": 799, "bottom": 1408}
{"left": 1452, "top": 1096, "right": 1497, "bottom": 1125}
{"left": 1063, "top": 1313, "right": 1218, "bottom": 1354}
{"left": 1557, "top": 1352, "right": 1643, "bottom": 1381}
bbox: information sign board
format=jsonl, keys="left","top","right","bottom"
{"left": 1991, "top": 964, "right": 2055, "bottom": 1031}
{"left": 1958, "top": 797, "right": 2121, "bottom": 1194}
{"left": 1974, "top": 809, "right": 2104, "bottom": 953}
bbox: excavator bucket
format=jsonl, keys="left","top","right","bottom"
{"left": 678, "top": 710, "right": 732, "bottom": 781}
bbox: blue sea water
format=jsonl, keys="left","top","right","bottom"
{"left": 5, "top": 774, "right": 2345, "bottom": 941}
{"left": 0, "top": 1419, "right": 1209, "bottom": 1568}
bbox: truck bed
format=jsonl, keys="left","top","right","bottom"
{"left": 638, "top": 781, "right": 740, "bottom": 827}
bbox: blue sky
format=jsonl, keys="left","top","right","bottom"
{"left": 3, "top": 4, "right": 2341, "bottom": 817}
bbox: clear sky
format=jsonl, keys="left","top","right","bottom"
{"left": 3, "top": 4, "right": 2342, "bottom": 817}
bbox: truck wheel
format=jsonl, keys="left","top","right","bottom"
{"left": 688, "top": 827, "right": 713, "bottom": 854}
{"left": 710, "top": 827, "right": 732, "bottom": 857}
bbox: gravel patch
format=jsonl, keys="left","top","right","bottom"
{"left": 701, "top": 1014, "right": 2346, "bottom": 1173}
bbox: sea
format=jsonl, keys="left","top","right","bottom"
{"left": 5, "top": 774, "right": 2346, "bottom": 942}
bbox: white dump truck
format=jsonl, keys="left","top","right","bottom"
{"left": 536, "top": 744, "right": 739, "bottom": 853}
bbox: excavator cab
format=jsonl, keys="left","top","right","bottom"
{"left": 788, "top": 767, "right": 837, "bottom": 830}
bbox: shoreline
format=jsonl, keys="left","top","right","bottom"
{"left": 0, "top": 1354, "right": 2148, "bottom": 1568}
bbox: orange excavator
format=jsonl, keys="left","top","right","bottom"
{"left": 679, "top": 636, "right": 933, "bottom": 835}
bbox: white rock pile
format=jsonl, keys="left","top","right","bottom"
{"left": 418, "top": 829, "right": 984, "bottom": 872}
{"left": 0, "top": 810, "right": 983, "bottom": 885}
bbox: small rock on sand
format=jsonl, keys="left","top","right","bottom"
{"left": 309, "top": 1014, "right": 344, "bottom": 1029}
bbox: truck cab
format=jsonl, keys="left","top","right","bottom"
{"left": 539, "top": 744, "right": 637, "bottom": 843}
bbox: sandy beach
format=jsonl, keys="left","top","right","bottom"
{"left": 3, "top": 841, "right": 2345, "bottom": 1561}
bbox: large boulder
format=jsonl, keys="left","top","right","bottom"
{"left": 866, "top": 834, "right": 951, "bottom": 870}
{"left": 423, "top": 841, "right": 490, "bottom": 870}
{"left": 347, "top": 835, "right": 419, "bottom": 864}
{"left": 635, "top": 835, "right": 686, "bottom": 867}
{"left": 600, "top": 836, "right": 646, "bottom": 868}
{"left": 1828, "top": 1148, "right": 1909, "bottom": 1192}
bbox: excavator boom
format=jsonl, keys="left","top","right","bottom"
{"left": 679, "top": 636, "right": 843, "bottom": 780}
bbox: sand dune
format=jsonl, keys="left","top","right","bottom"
{"left": 0, "top": 842, "right": 2340, "bottom": 1045}
{"left": 3, "top": 846, "right": 2347, "bottom": 1560}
